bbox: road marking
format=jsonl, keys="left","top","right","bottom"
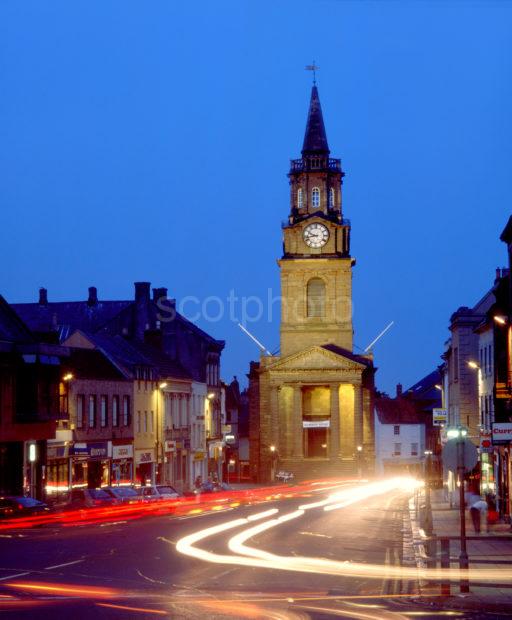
{"left": 0, "top": 572, "right": 30, "bottom": 581}
{"left": 44, "top": 559, "right": 84, "bottom": 571}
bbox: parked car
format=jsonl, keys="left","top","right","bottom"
{"left": 104, "top": 486, "right": 142, "bottom": 504}
{"left": 187, "top": 481, "right": 232, "bottom": 496}
{"left": 0, "top": 496, "right": 50, "bottom": 518}
{"left": 68, "top": 488, "right": 117, "bottom": 509}
{"left": 135, "top": 485, "right": 180, "bottom": 502}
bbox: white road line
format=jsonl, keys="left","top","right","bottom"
{"left": 0, "top": 572, "right": 30, "bottom": 581}
{"left": 44, "top": 559, "right": 84, "bottom": 571}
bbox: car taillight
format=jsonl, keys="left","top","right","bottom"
{"left": 17, "top": 504, "right": 23, "bottom": 510}
{"left": 93, "top": 500, "right": 102, "bottom": 505}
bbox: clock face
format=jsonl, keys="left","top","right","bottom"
{"left": 303, "top": 223, "right": 329, "bottom": 248}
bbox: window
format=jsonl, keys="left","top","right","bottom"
{"left": 150, "top": 411, "right": 154, "bottom": 432}
{"left": 393, "top": 443, "right": 401, "bottom": 456}
{"left": 144, "top": 411, "right": 148, "bottom": 433}
{"left": 76, "top": 395, "right": 85, "bottom": 429}
{"left": 393, "top": 425, "right": 400, "bottom": 435}
{"left": 411, "top": 443, "right": 418, "bottom": 456}
{"left": 112, "top": 396, "right": 119, "bottom": 427}
{"left": 329, "top": 187, "right": 335, "bottom": 208}
{"left": 123, "top": 396, "right": 130, "bottom": 426}
{"left": 297, "top": 188, "right": 303, "bottom": 209}
{"left": 312, "top": 187, "right": 320, "bottom": 208}
{"left": 307, "top": 278, "right": 326, "bottom": 318}
{"left": 100, "top": 395, "right": 108, "bottom": 427}
{"left": 137, "top": 411, "right": 141, "bottom": 433}
{"left": 88, "top": 395, "right": 96, "bottom": 428}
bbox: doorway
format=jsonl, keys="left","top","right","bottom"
{"left": 304, "top": 427, "right": 328, "bottom": 458}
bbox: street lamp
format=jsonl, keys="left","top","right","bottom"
{"left": 155, "top": 381, "right": 168, "bottom": 485}
{"left": 494, "top": 315, "right": 507, "bottom": 325}
{"left": 449, "top": 424, "right": 470, "bottom": 582}
{"left": 423, "top": 450, "right": 433, "bottom": 536}
{"left": 63, "top": 373, "right": 74, "bottom": 382}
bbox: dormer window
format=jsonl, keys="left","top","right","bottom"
{"left": 312, "top": 187, "right": 320, "bottom": 208}
{"left": 297, "top": 188, "right": 303, "bottom": 209}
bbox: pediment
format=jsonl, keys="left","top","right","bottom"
{"left": 267, "top": 345, "right": 366, "bottom": 372}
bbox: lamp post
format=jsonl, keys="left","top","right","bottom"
{"left": 270, "top": 445, "right": 277, "bottom": 482}
{"left": 356, "top": 445, "right": 363, "bottom": 479}
{"left": 424, "top": 450, "right": 433, "bottom": 536}
{"left": 155, "top": 382, "right": 168, "bottom": 485}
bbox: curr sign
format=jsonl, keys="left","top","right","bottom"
{"left": 492, "top": 423, "right": 512, "bottom": 445}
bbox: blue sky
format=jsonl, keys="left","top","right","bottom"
{"left": 1, "top": 1, "right": 511, "bottom": 393}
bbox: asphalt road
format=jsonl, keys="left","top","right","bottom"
{"left": 0, "top": 480, "right": 509, "bottom": 619}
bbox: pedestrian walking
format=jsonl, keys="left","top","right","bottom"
{"left": 469, "top": 495, "right": 488, "bottom": 533}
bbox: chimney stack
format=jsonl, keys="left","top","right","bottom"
{"left": 134, "top": 282, "right": 151, "bottom": 303}
{"left": 152, "top": 287, "right": 168, "bottom": 302}
{"left": 39, "top": 287, "right": 48, "bottom": 306}
{"left": 134, "top": 282, "right": 151, "bottom": 340}
{"left": 87, "top": 286, "right": 98, "bottom": 306}
{"left": 396, "top": 383, "right": 403, "bottom": 398}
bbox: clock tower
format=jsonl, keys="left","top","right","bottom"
{"left": 249, "top": 84, "right": 375, "bottom": 483}
{"left": 280, "top": 85, "right": 353, "bottom": 357}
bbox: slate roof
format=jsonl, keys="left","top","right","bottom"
{"left": 0, "top": 295, "right": 35, "bottom": 344}
{"left": 63, "top": 348, "right": 128, "bottom": 381}
{"left": 81, "top": 332, "right": 192, "bottom": 382}
{"left": 12, "top": 300, "right": 131, "bottom": 339}
{"left": 375, "top": 396, "right": 424, "bottom": 425}
{"left": 404, "top": 369, "right": 442, "bottom": 403}
{"left": 302, "top": 85, "right": 329, "bottom": 155}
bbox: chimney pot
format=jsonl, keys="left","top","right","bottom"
{"left": 87, "top": 286, "right": 98, "bottom": 306}
{"left": 39, "top": 287, "right": 48, "bottom": 306}
{"left": 396, "top": 383, "right": 403, "bottom": 397}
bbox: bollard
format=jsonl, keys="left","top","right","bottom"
{"left": 440, "top": 538, "right": 451, "bottom": 596}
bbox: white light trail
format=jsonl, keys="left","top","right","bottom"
{"left": 174, "top": 477, "right": 512, "bottom": 584}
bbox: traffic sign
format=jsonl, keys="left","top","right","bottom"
{"left": 442, "top": 438, "right": 478, "bottom": 473}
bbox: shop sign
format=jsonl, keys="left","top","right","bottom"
{"left": 135, "top": 449, "right": 155, "bottom": 464}
{"left": 165, "top": 440, "right": 176, "bottom": 452}
{"left": 112, "top": 444, "right": 133, "bottom": 460}
{"left": 71, "top": 442, "right": 111, "bottom": 458}
{"left": 479, "top": 431, "right": 493, "bottom": 453}
{"left": 433, "top": 408, "right": 447, "bottom": 426}
{"left": 47, "top": 444, "right": 69, "bottom": 459}
{"left": 492, "top": 423, "right": 512, "bottom": 445}
{"left": 194, "top": 452, "right": 205, "bottom": 461}
{"left": 222, "top": 424, "right": 232, "bottom": 434}
{"left": 303, "top": 420, "right": 330, "bottom": 428}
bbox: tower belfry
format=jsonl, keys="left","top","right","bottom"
{"left": 248, "top": 83, "right": 375, "bottom": 483}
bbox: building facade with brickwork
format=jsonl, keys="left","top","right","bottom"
{"left": 249, "top": 85, "right": 375, "bottom": 482}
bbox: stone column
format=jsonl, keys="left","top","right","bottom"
{"left": 269, "top": 386, "right": 279, "bottom": 449}
{"left": 354, "top": 381, "right": 363, "bottom": 449}
{"left": 292, "top": 385, "right": 303, "bottom": 457}
{"left": 330, "top": 384, "right": 340, "bottom": 459}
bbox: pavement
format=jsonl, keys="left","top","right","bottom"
{"left": 409, "top": 486, "right": 512, "bottom": 613}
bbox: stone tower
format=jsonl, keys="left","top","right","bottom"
{"left": 249, "top": 84, "right": 375, "bottom": 483}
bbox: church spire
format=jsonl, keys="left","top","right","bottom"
{"left": 302, "top": 85, "right": 329, "bottom": 155}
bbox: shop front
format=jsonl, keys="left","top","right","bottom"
{"left": 71, "top": 442, "right": 111, "bottom": 489}
{"left": 135, "top": 448, "right": 156, "bottom": 486}
{"left": 111, "top": 443, "right": 134, "bottom": 487}
{"left": 208, "top": 440, "right": 224, "bottom": 482}
{"left": 46, "top": 442, "right": 70, "bottom": 501}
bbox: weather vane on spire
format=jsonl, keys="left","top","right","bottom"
{"left": 305, "top": 61, "right": 319, "bottom": 85}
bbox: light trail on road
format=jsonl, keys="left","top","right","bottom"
{"left": 175, "top": 477, "right": 512, "bottom": 585}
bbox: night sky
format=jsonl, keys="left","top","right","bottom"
{"left": 1, "top": 1, "right": 511, "bottom": 394}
